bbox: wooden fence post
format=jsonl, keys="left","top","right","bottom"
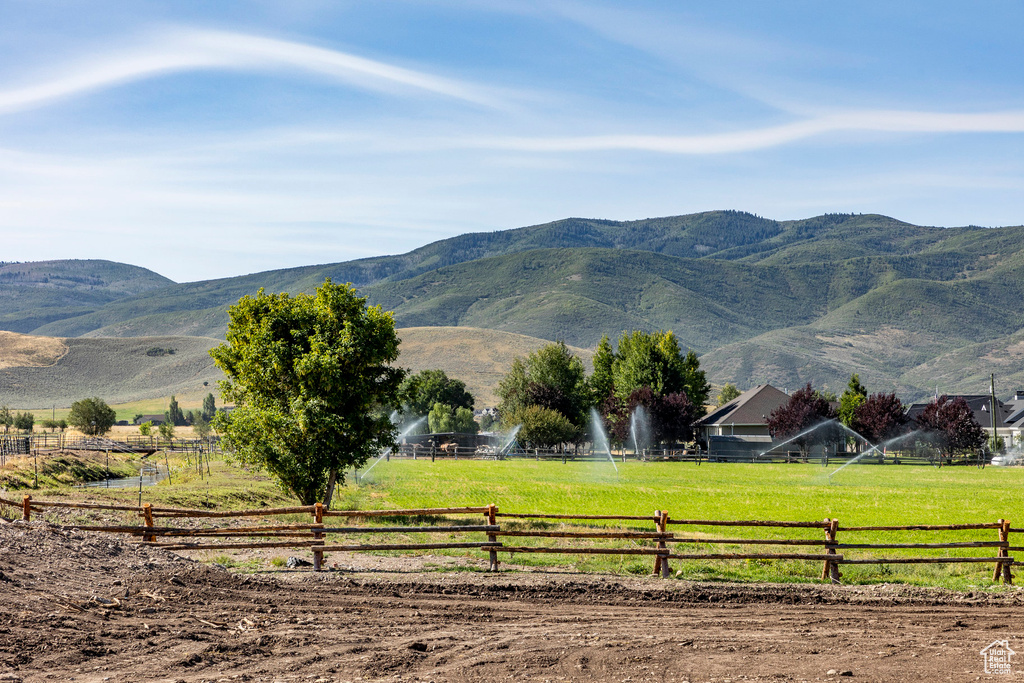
{"left": 1003, "top": 520, "right": 1013, "bottom": 585}
{"left": 486, "top": 504, "right": 499, "bottom": 571}
{"left": 822, "top": 518, "right": 840, "bottom": 584}
{"left": 653, "top": 510, "right": 667, "bottom": 575}
{"left": 658, "top": 510, "right": 671, "bottom": 578}
{"left": 143, "top": 503, "right": 154, "bottom": 542}
{"left": 313, "top": 503, "right": 324, "bottom": 571}
{"left": 993, "top": 519, "right": 1013, "bottom": 584}
{"left": 22, "top": 495, "right": 31, "bottom": 521}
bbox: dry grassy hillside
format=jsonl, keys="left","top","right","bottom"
{"left": 0, "top": 333, "right": 224, "bottom": 408}
{"left": 0, "top": 331, "right": 68, "bottom": 369}
{"left": 0, "top": 327, "right": 592, "bottom": 410}
{"left": 398, "top": 326, "right": 593, "bottom": 407}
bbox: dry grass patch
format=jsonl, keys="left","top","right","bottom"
{"left": 397, "top": 326, "right": 592, "bottom": 407}
{"left": 0, "top": 331, "right": 67, "bottom": 369}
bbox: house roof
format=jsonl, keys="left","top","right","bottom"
{"left": 696, "top": 384, "right": 790, "bottom": 427}
{"left": 905, "top": 395, "right": 1015, "bottom": 430}
{"left": 1002, "top": 398, "right": 1024, "bottom": 427}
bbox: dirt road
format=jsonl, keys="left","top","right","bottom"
{"left": 2, "top": 521, "right": 1023, "bottom": 682}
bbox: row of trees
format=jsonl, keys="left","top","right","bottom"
{"left": 398, "top": 369, "right": 478, "bottom": 434}
{"left": 159, "top": 393, "right": 218, "bottom": 428}
{"left": 0, "top": 407, "right": 38, "bottom": 433}
{"left": 766, "top": 375, "right": 986, "bottom": 458}
{"left": 495, "top": 331, "right": 710, "bottom": 449}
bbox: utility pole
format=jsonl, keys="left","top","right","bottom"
{"left": 991, "top": 373, "right": 1000, "bottom": 454}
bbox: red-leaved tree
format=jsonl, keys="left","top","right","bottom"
{"left": 914, "top": 395, "right": 985, "bottom": 459}
{"left": 766, "top": 383, "right": 838, "bottom": 458}
{"left": 651, "top": 391, "right": 699, "bottom": 444}
{"left": 852, "top": 392, "right": 908, "bottom": 445}
{"left": 604, "top": 386, "right": 698, "bottom": 446}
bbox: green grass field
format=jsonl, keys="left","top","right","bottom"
{"left": 337, "top": 459, "right": 1024, "bottom": 588}
{"left": 8, "top": 454, "right": 1024, "bottom": 588}
{"left": 347, "top": 459, "right": 1024, "bottom": 525}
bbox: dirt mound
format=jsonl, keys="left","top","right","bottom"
{"left": 2, "top": 522, "right": 1024, "bottom": 682}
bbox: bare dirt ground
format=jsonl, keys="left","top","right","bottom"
{"left": 3, "top": 521, "right": 1024, "bottom": 683}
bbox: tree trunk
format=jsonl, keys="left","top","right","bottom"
{"left": 323, "top": 469, "right": 338, "bottom": 510}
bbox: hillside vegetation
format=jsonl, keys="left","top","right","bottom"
{"left": 4, "top": 212, "right": 1024, "bottom": 401}
{"left": 0, "top": 327, "right": 588, "bottom": 409}
{"left": 0, "top": 334, "right": 224, "bottom": 407}
{"left": 0, "top": 259, "right": 173, "bottom": 333}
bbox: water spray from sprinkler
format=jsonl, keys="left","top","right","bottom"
{"left": 361, "top": 415, "right": 428, "bottom": 478}
{"left": 590, "top": 407, "right": 618, "bottom": 473}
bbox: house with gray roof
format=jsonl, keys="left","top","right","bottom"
{"left": 905, "top": 394, "right": 1016, "bottom": 448}
{"left": 695, "top": 384, "right": 791, "bottom": 460}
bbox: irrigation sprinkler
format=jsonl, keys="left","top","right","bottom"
{"left": 828, "top": 430, "right": 924, "bottom": 482}
{"left": 590, "top": 408, "right": 618, "bottom": 473}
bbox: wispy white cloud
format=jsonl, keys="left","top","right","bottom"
{"left": 457, "top": 110, "right": 1024, "bottom": 155}
{"left": 0, "top": 28, "right": 506, "bottom": 114}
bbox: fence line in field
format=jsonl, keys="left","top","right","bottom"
{"left": 0, "top": 495, "right": 1015, "bottom": 584}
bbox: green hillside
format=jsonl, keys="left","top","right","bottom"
{"left": 14, "top": 212, "right": 960, "bottom": 338}
{"left": 0, "top": 260, "right": 174, "bottom": 333}
{"left": 365, "top": 247, "right": 827, "bottom": 349}
{"left": 4, "top": 212, "right": 1024, "bottom": 402}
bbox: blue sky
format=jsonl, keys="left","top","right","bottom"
{"left": 1, "top": 1, "right": 1022, "bottom": 282}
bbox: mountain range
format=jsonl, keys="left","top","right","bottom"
{"left": 3, "top": 210, "right": 1024, "bottom": 405}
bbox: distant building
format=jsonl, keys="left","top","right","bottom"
{"left": 905, "top": 395, "right": 1015, "bottom": 447}
{"left": 695, "top": 384, "right": 791, "bottom": 460}
{"left": 1002, "top": 390, "right": 1024, "bottom": 448}
{"left": 135, "top": 414, "right": 165, "bottom": 426}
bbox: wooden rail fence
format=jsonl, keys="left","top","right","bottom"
{"left": 0, "top": 495, "right": 1015, "bottom": 584}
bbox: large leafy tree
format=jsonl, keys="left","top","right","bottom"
{"left": 594, "top": 330, "right": 708, "bottom": 444}
{"left": 838, "top": 374, "right": 867, "bottom": 428}
{"left": 201, "top": 393, "right": 217, "bottom": 421}
{"left": 400, "top": 369, "right": 474, "bottom": 417}
{"left": 852, "top": 392, "right": 908, "bottom": 445}
{"left": 68, "top": 397, "right": 117, "bottom": 436}
{"left": 716, "top": 383, "right": 741, "bottom": 407}
{"left": 13, "top": 412, "right": 34, "bottom": 432}
{"left": 915, "top": 395, "right": 985, "bottom": 458}
{"left": 766, "top": 383, "right": 838, "bottom": 458}
{"left": 428, "top": 402, "right": 478, "bottom": 434}
{"left": 611, "top": 330, "right": 709, "bottom": 412}
{"left": 165, "top": 395, "right": 186, "bottom": 427}
{"left": 590, "top": 334, "right": 615, "bottom": 403}
{"left": 210, "top": 279, "right": 404, "bottom": 506}
{"left": 497, "top": 342, "right": 589, "bottom": 434}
